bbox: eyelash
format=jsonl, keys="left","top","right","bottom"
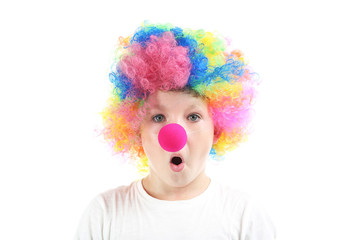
{"left": 152, "top": 113, "right": 201, "bottom": 123}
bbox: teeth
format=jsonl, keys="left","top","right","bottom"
{"left": 171, "top": 157, "right": 182, "bottom": 165}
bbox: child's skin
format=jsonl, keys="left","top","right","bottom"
{"left": 140, "top": 90, "right": 220, "bottom": 201}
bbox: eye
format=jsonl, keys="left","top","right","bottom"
{"left": 152, "top": 114, "right": 165, "bottom": 123}
{"left": 188, "top": 114, "right": 201, "bottom": 122}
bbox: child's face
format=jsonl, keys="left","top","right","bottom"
{"left": 140, "top": 90, "right": 217, "bottom": 187}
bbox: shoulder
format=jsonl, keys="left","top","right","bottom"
{"left": 100, "top": 180, "right": 136, "bottom": 202}
{"left": 214, "top": 181, "right": 268, "bottom": 212}
{"left": 74, "top": 181, "right": 140, "bottom": 239}
{"left": 214, "top": 181, "right": 277, "bottom": 239}
{"left": 87, "top": 181, "right": 137, "bottom": 212}
{"left": 213, "top": 181, "right": 253, "bottom": 209}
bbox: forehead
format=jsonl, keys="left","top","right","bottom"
{"left": 145, "top": 90, "right": 208, "bottom": 110}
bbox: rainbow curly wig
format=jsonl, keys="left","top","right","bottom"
{"left": 101, "top": 21, "right": 259, "bottom": 177}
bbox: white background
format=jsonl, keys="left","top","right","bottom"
{"left": 0, "top": 0, "right": 359, "bottom": 239}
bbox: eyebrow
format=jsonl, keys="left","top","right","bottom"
{"left": 151, "top": 103, "right": 202, "bottom": 111}
{"left": 151, "top": 104, "right": 165, "bottom": 110}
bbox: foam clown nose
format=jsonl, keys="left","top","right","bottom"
{"left": 158, "top": 123, "right": 187, "bottom": 152}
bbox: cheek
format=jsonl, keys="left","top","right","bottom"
{"left": 141, "top": 125, "right": 161, "bottom": 148}
{"left": 187, "top": 123, "right": 214, "bottom": 146}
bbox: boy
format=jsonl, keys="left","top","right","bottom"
{"left": 74, "top": 22, "right": 276, "bottom": 239}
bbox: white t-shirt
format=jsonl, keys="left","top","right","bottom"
{"left": 74, "top": 179, "right": 276, "bottom": 240}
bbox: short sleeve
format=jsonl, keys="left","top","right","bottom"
{"left": 240, "top": 198, "right": 277, "bottom": 240}
{"left": 73, "top": 196, "right": 105, "bottom": 240}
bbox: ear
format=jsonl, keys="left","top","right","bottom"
{"left": 213, "top": 129, "right": 221, "bottom": 145}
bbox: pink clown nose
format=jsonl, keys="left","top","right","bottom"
{"left": 158, "top": 123, "right": 187, "bottom": 152}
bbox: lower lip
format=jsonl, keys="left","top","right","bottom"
{"left": 170, "top": 162, "right": 185, "bottom": 172}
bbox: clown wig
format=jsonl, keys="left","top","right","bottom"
{"left": 101, "top": 22, "right": 259, "bottom": 176}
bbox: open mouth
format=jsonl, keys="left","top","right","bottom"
{"left": 169, "top": 155, "right": 185, "bottom": 172}
{"left": 171, "top": 156, "right": 183, "bottom": 165}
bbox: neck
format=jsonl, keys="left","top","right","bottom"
{"left": 142, "top": 173, "right": 211, "bottom": 201}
